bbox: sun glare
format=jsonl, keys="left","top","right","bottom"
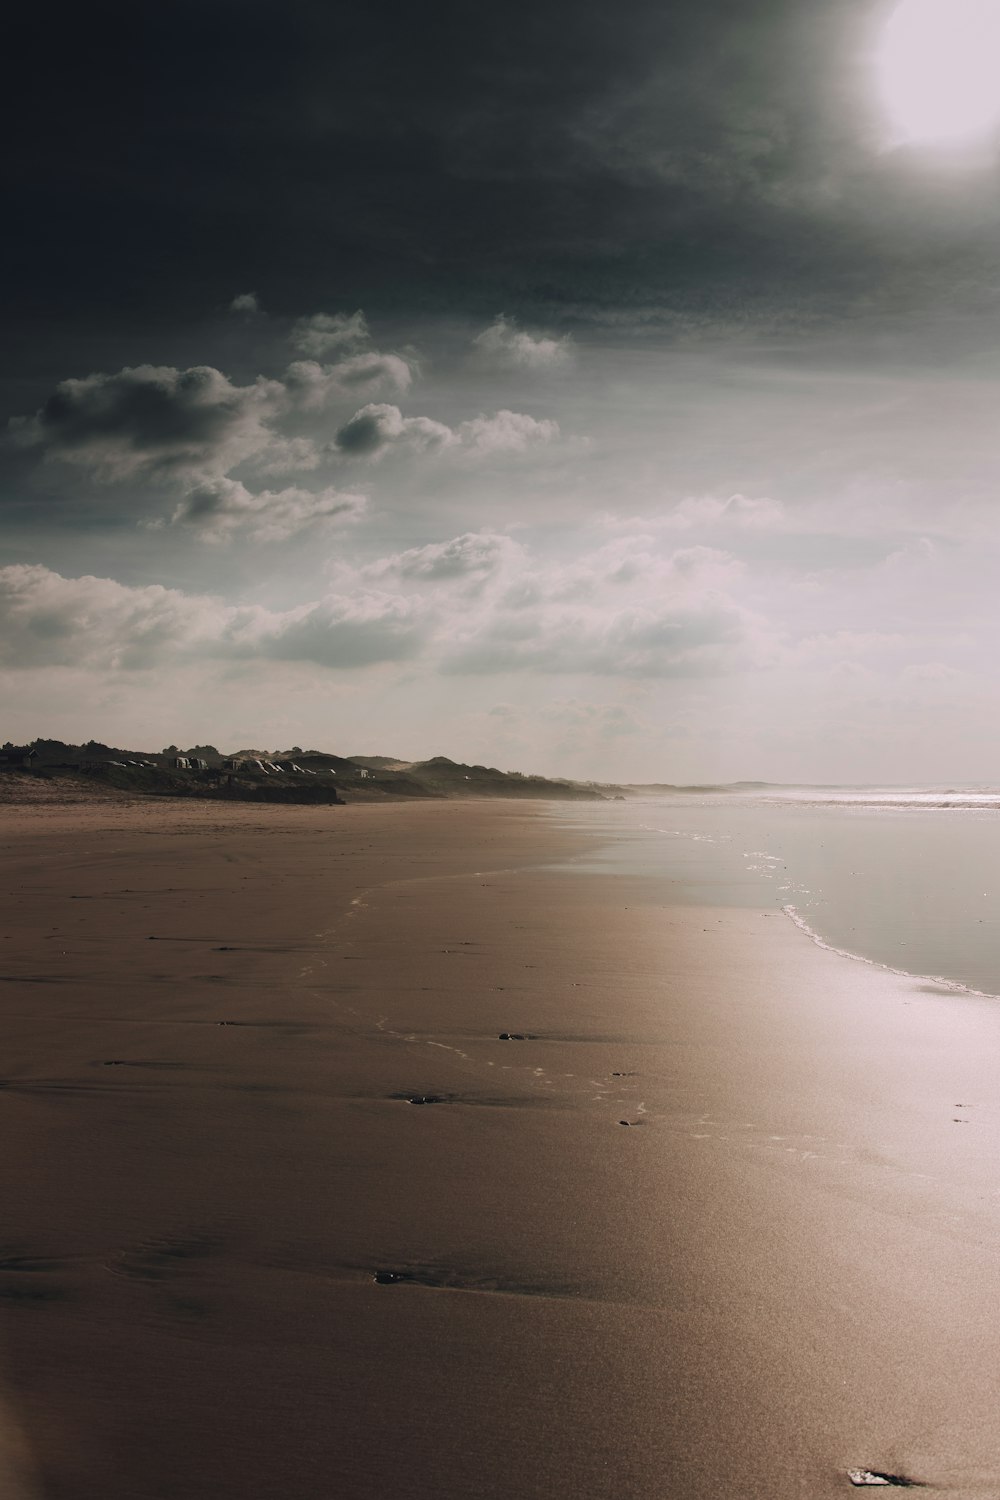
{"left": 878, "top": 0, "right": 1000, "bottom": 145}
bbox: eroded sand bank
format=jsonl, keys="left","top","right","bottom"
{"left": 3, "top": 798, "right": 1000, "bottom": 1497}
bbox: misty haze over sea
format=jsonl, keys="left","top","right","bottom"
{"left": 555, "top": 788, "right": 1000, "bottom": 998}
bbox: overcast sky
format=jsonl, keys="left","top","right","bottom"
{"left": 4, "top": 0, "right": 1000, "bottom": 781}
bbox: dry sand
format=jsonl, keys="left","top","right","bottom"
{"left": 2, "top": 797, "right": 1000, "bottom": 1497}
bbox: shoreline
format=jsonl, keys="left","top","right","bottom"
{"left": 544, "top": 793, "right": 1000, "bottom": 1005}
{"left": 781, "top": 899, "right": 1000, "bottom": 1002}
{"left": 3, "top": 799, "right": 1000, "bottom": 1496}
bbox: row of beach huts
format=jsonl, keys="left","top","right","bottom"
{"left": 171, "top": 756, "right": 371, "bottom": 778}
{"left": 0, "top": 745, "right": 374, "bottom": 781}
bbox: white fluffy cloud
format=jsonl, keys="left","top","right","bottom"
{"left": 0, "top": 565, "right": 224, "bottom": 671}
{"left": 289, "top": 310, "right": 370, "bottom": 358}
{"left": 358, "top": 532, "right": 522, "bottom": 583}
{"left": 283, "top": 354, "right": 413, "bottom": 409}
{"left": 458, "top": 409, "right": 560, "bottom": 455}
{"left": 0, "top": 565, "right": 426, "bottom": 671}
{"left": 366, "top": 534, "right": 763, "bottom": 678}
{"left": 444, "top": 540, "right": 761, "bottom": 677}
{"left": 334, "top": 403, "right": 559, "bottom": 459}
{"left": 0, "top": 535, "right": 762, "bottom": 684}
{"left": 171, "top": 478, "right": 367, "bottom": 542}
{"left": 229, "top": 292, "right": 261, "bottom": 316}
{"left": 472, "top": 316, "right": 573, "bottom": 370}
{"left": 283, "top": 310, "right": 414, "bottom": 404}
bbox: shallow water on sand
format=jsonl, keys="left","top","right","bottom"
{"left": 552, "top": 790, "right": 1000, "bottom": 999}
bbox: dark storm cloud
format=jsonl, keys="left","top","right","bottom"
{"left": 334, "top": 410, "right": 393, "bottom": 457}
{"left": 7, "top": 0, "right": 988, "bottom": 339}
{"left": 4, "top": 354, "right": 388, "bottom": 540}
{"left": 12, "top": 365, "right": 282, "bottom": 480}
{"left": 334, "top": 405, "right": 454, "bottom": 457}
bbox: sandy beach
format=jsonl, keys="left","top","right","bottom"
{"left": 3, "top": 797, "right": 1000, "bottom": 1497}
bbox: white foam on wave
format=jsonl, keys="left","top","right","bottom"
{"left": 781, "top": 903, "right": 1000, "bottom": 1002}
{"left": 760, "top": 789, "right": 1000, "bottom": 810}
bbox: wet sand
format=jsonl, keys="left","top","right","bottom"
{"left": 3, "top": 798, "right": 1000, "bottom": 1496}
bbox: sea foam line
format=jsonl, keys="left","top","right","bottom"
{"left": 781, "top": 903, "right": 1000, "bottom": 1002}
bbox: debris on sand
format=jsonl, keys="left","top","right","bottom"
{"left": 847, "top": 1470, "right": 917, "bottom": 1488}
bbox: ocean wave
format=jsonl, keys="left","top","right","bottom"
{"left": 781, "top": 903, "right": 1000, "bottom": 1002}
{"left": 759, "top": 791, "right": 1000, "bottom": 810}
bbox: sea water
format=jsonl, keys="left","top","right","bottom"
{"left": 552, "top": 790, "right": 1000, "bottom": 999}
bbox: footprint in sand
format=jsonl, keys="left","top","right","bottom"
{"left": 113, "top": 1231, "right": 219, "bottom": 1283}
{"left": 0, "top": 1249, "right": 68, "bottom": 1305}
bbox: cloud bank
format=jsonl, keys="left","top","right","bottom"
{"left": 0, "top": 533, "right": 762, "bottom": 683}
{"left": 0, "top": 564, "right": 426, "bottom": 672}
